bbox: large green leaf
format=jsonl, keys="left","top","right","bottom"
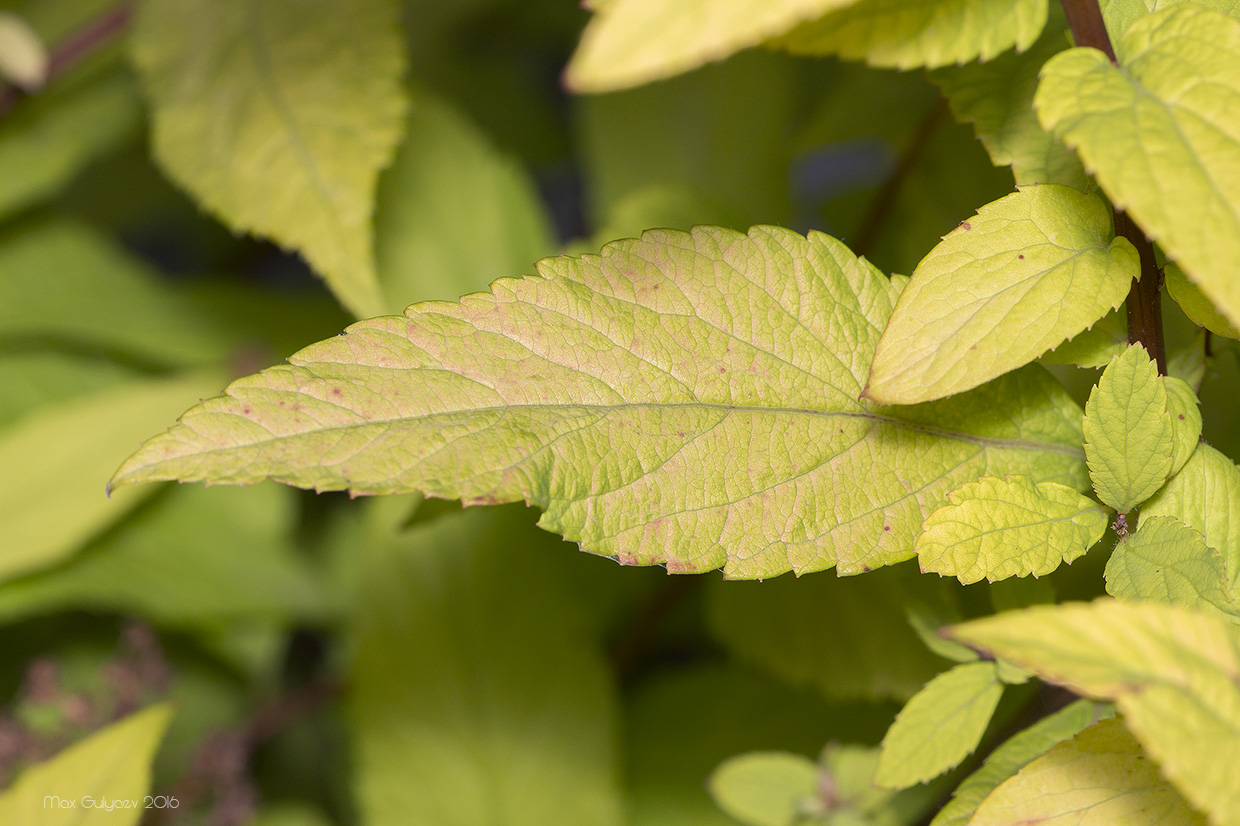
{"left": 970, "top": 717, "right": 1206, "bottom": 826}
{"left": 563, "top": 0, "right": 857, "bottom": 93}
{"left": 374, "top": 92, "right": 552, "bottom": 312}
{"left": 1035, "top": 5, "right": 1240, "bottom": 328}
{"left": 0, "top": 704, "right": 172, "bottom": 825}
{"left": 1105, "top": 516, "right": 1239, "bottom": 620}
{"left": 1142, "top": 445, "right": 1240, "bottom": 592}
{"left": 951, "top": 599, "right": 1240, "bottom": 826}
{"left": 350, "top": 501, "right": 622, "bottom": 826}
{"left": 112, "top": 226, "right": 1087, "bottom": 578}
{"left": 865, "top": 185, "right": 1136, "bottom": 405}
{"left": 874, "top": 662, "right": 1004, "bottom": 789}
{"left": 707, "top": 564, "right": 954, "bottom": 701}
{"left": 1, "top": 371, "right": 226, "bottom": 583}
{"left": 930, "top": 699, "right": 1111, "bottom": 826}
{"left": 1083, "top": 345, "right": 1174, "bottom": 513}
{"left": 931, "top": 10, "right": 1086, "bottom": 188}
{"left": 1165, "top": 263, "right": 1240, "bottom": 341}
{"left": 915, "top": 476, "right": 1109, "bottom": 584}
{"left": 774, "top": 0, "right": 1047, "bottom": 70}
{"left": 130, "top": 0, "right": 407, "bottom": 318}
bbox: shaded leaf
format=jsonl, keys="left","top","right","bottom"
{"left": 970, "top": 717, "right": 1206, "bottom": 826}
{"left": 130, "top": 0, "right": 407, "bottom": 318}
{"left": 708, "top": 752, "right": 819, "bottom": 826}
{"left": 1166, "top": 263, "right": 1240, "bottom": 341}
{"left": 866, "top": 185, "right": 1136, "bottom": 405}
{"left": 915, "top": 475, "right": 1108, "bottom": 585}
{"left": 1035, "top": 5, "right": 1240, "bottom": 329}
{"left": 1105, "top": 516, "right": 1239, "bottom": 619}
{"left": 0, "top": 352, "right": 138, "bottom": 428}
{"left": 1164, "top": 375, "right": 1202, "bottom": 477}
{"left": 1040, "top": 309, "right": 1126, "bottom": 369}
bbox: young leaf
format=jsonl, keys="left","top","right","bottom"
{"left": 111, "top": 226, "right": 1088, "bottom": 578}
{"left": 708, "top": 752, "right": 820, "bottom": 826}
{"left": 1142, "top": 445, "right": 1240, "bottom": 591}
{"left": 866, "top": 185, "right": 1137, "bottom": 405}
{"left": 0, "top": 704, "right": 172, "bottom": 825}
{"left": 1163, "top": 376, "right": 1202, "bottom": 477}
{"left": 1083, "top": 345, "right": 1174, "bottom": 513}
{"left": 1035, "top": 5, "right": 1240, "bottom": 329}
{"left": 563, "top": 0, "right": 857, "bottom": 93}
{"left": 130, "top": 0, "right": 407, "bottom": 318}
{"left": 931, "top": 10, "right": 1087, "bottom": 188}
{"left": 775, "top": 0, "right": 1048, "bottom": 71}
{"left": 915, "top": 475, "right": 1109, "bottom": 585}
{"left": 930, "top": 699, "right": 1112, "bottom": 826}
{"left": 1165, "top": 263, "right": 1240, "bottom": 341}
{"left": 1105, "top": 516, "right": 1239, "bottom": 620}
{"left": 874, "top": 661, "right": 1004, "bottom": 789}
{"left": 951, "top": 599, "right": 1240, "bottom": 826}
{"left": 969, "top": 717, "right": 1206, "bottom": 826}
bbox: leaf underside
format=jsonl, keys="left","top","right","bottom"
{"left": 113, "top": 226, "right": 1086, "bottom": 579}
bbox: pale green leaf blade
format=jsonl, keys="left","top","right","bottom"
{"left": 130, "top": 0, "right": 407, "bottom": 318}
{"left": 708, "top": 752, "right": 819, "bottom": 826}
{"left": 1166, "top": 263, "right": 1240, "bottom": 341}
{"left": 563, "top": 0, "right": 859, "bottom": 93}
{"left": 1035, "top": 6, "right": 1240, "bottom": 329}
{"left": 874, "top": 661, "right": 1004, "bottom": 789}
{"left": 374, "top": 92, "right": 552, "bottom": 312}
{"left": 1105, "top": 516, "right": 1239, "bottom": 619}
{"left": 970, "top": 717, "right": 1206, "bottom": 826}
{"left": 112, "top": 226, "right": 1087, "bottom": 578}
{"left": 350, "top": 503, "right": 623, "bottom": 826}
{"left": 866, "top": 185, "right": 1137, "bottom": 405}
{"left": 915, "top": 476, "right": 1109, "bottom": 585}
{"left": 931, "top": 10, "right": 1087, "bottom": 188}
{"left": 1083, "top": 344, "right": 1174, "bottom": 512}
{"left": 707, "top": 564, "right": 956, "bottom": 701}
{"left": 1164, "top": 376, "right": 1202, "bottom": 477}
{"left": 1142, "top": 444, "right": 1240, "bottom": 593}
{"left": 1100, "top": 0, "right": 1240, "bottom": 39}
{"left": 930, "top": 699, "right": 1112, "bottom": 826}
{"left": 950, "top": 599, "right": 1240, "bottom": 826}
{"left": 0, "top": 704, "right": 172, "bottom": 826}
{"left": 0, "top": 352, "right": 139, "bottom": 429}
{"left": 0, "top": 371, "right": 227, "bottom": 583}
{"left": 775, "top": 0, "right": 1048, "bottom": 71}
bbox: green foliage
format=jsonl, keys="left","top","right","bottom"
{"left": 1104, "top": 516, "right": 1240, "bottom": 619}
{"left": 708, "top": 752, "right": 820, "bottom": 826}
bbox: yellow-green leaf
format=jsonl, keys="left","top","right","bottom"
{"left": 1166, "top": 263, "right": 1240, "bottom": 341}
{"left": 1035, "top": 5, "right": 1240, "bottom": 329}
{"left": 1163, "top": 376, "right": 1202, "bottom": 477}
{"left": 564, "top": 0, "right": 858, "bottom": 93}
{"left": 1039, "top": 309, "right": 1126, "bottom": 368}
{"left": 1105, "top": 516, "right": 1239, "bottom": 620}
{"left": 775, "top": 0, "right": 1048, "bottom": 71}
{"left": 1083, "top": 345, "right": 1174, "bottom": 513}
{"left": 915, "top": 475, "right": 1108, "bottom": 585}
{"left": 875, "top": 661, "right": 1004, "bottom": 789}
{"left": 866, "top": 185, "right": 1137, "bottom": 405}
{"left": 0, "top": 704, "right": 173, "bottom": 826}
{"left": 130, "top": 0, "right": 407, "bottom": 318}
{"left": 951, "top": 599, "right": 1240, "bottom": 826}
{"left": 112, "top": 226, "right": 1088, "bottom": 579}
{"left": 708, "top": 752, "right": 819, "bottom": 826}
{"left": 970, "top": 717, "right": 1206, "bottom": 826}
{"left": 1099, "top": 0, "right": 1240, "bottom": 39}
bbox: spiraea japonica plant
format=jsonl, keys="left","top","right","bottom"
{"left": 3, "top": 0, "right": 1240, "bottom": 823}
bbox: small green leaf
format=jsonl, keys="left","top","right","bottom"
{"left": 708, "top": 752, "right": 820, "bottom": 826}
{"left": 130, "top": 0, "right": 408, "bottom": 318}
{"left": 930, "top": 699, "right": 1112, "bottom": 826}
{"left": 970, "top": 717, "right": 1206, "bottom": 826}
{"left": 1039, "top": 309, "right": 1127, "bottom": 368}
{"left": 0, "top": 704, "right": 173, "bottom": 825}
{"left": 1163, "top": 376, "right": 1202, "bottom": 477}
{"left": 1105, "top": 516, "right": 1239, "bottom": 619}
{"left": 1083, "top": 345, "right": 1174, "bottom": 513}
{"left": 907, "top": 606, "right": 979, "bottom": 665}
{"left": 951, "top": 599, "right": 1240, "bottom": 826}
{"left": 563, "top": 0, "right": 858, "bottom": 93}
{"left": 112, "top": 226, "right": 1088, "bottom": 579}
{"left": 1035, "top": 5, "right": 1240, "bottom": 330}
{"left": 931, "top": 10, "right": 1087, "bottom": 188}
{"left": 1099, "top": 0, "right": 1240, "bottom": 39}
{"left": 1142, "top": 445, "right": 1240, "bottom": 593}
{"left": 915, "top": 476, "right": 1108, "bottom": 585}
{"left": 1166, "top": 263, "right": 1240, "bottom": 341}
{"left": 866, "top": 185, "right": 1137, "bottom": 405}
{"left": 875, "top": 661, "right": 1004, "bottom": 789}
{"left": 0, "top": 11, "right": 46, "bottom": 90}
{"left": 775, "top": 0, "right": 1048, "bottom": 70}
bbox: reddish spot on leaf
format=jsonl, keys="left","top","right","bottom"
{"left": 332, "top": 388, "right": 342, "bottom": 396}
{"left": 883, "top": 525, "right": 891, "bottom": 532}
{"left": 1018, "top": 254, "right": 1024, "bottom": 259}
{"left": 962, "top": 221, "right": 972, "bottom": 230}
